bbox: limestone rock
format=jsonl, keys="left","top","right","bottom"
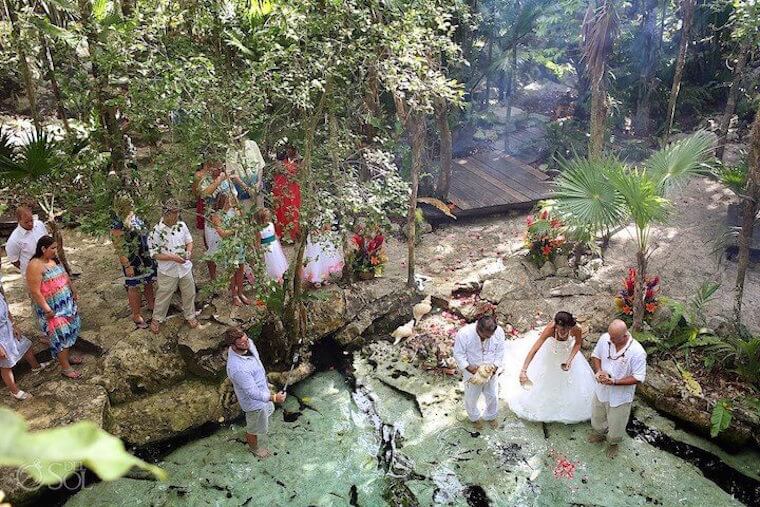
{"left": 479, "top": 258, "right": 535, "bottom": 303}
{"left": 555, "top": 266, "right": 575, "bottom": 278}
{"left": 539, "top": 261, "right": 556, "bottom": 278}
{"left": 576, "top": 264, "right": 593, "bottom": 281}
{"left": 107, "top": 379, "right": 238, "bottom": 445}
{"left": 99, "top": 332, "right": 187, "bottom": 403}
{"left": 176, "top": 321, "right": 230, "bottom": 379}
{"left": 305, "top": 287, "right": 346, "bottom": 339}
{"left": 335, "top": 288, "right": 420, "bottom": 347}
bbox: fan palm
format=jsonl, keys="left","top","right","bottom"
{"left": 552, "top": 131, "right": 714, "bottom": 329}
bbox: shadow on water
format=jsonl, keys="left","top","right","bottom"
{"left": 627, "top": 418, "right": 760, "bottom": 506}
{"left": 464, "top": 484, "right": 491, "bottom": 506}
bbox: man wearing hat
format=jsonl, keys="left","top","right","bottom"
{"left": 147, "top": 199, "right": 199, "bottom": 334}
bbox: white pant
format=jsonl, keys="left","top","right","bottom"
{"left": 463, "top": 373, "right": 500, "bottom": 421}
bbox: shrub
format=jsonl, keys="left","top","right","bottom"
{"left": 615, "top": 267, "right": 660, "bottom": 324}
{"left": 524, "top": 209, "right": 565, "bottom": 266}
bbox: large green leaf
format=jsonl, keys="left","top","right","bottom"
{"left": 710, "top": 399, "right": 732, "bottom": 438}
{"left": 0, "top": 407, "right": 166, "bottom": 485}
{"left": 644, "top": 130, "right": 715, "bottom": 195}
{"left": 553, "top": 156, "right": 626, "bottom": 233}
{"left": 609, "top": 167, "right": 669, "bottom": 232}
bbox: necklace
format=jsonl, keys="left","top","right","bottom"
{"left": 607, "top": 338, "right": 633, "bottom": 361}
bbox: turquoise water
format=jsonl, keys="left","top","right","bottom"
{"left": 67, "top": 345, "right": 755, "bottom": 506}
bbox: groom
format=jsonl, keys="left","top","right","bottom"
{"left": 453, "top": 315, "right": 506, "bottom": 430}
{"left": 588, "top": 319, "right": 647, "bottom": 458}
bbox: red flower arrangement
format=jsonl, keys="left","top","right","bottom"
{"left": 525, "top": 209, "right": 565, "bottom": 266}
{"left": 614, "top": 267, "right": 660, "bottom": 322}
{"left": 349, "top": 231, "right": 387, "bottom": 277}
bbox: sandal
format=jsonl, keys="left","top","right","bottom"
{"left": 133, "top": 318, "right": 149, "bottom": 330}
{"left": 11, "top": 390, "right": 31, "bottom": 400}
{"left": 32, "top": 361, "right": 52, "bottom": 374}
{"left": 150, "top": 320, "right": 160, "bottom": 334}
{"left": 61, "top": 368, "right": 81, "bottom": 379}
{"left": 69, "top": 355, "right": 84, "bottom": 365}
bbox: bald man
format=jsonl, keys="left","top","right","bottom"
{"left": 5, "top": 206, "right": 49, "bottom": 283}
{"left": 588, "top": 319, "right": 647, "bottom": 458}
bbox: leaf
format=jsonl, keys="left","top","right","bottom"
{"left": 0, "top": 407, "right": 166, "bottom": 485}
{"left": 29, "top": 17, "right": 81, "bottom": 48}
{"left": 679, "top": 369, "right": 703, "bottom": 397}
{"left": 417, "top": 197, "right": 457, "bottom": 219}
{"left": 710, "top": 399, "right": 732, "bottom": 438}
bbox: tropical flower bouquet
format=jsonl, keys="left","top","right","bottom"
{"left": 348, "top": 230, "right": 387, "bottom": 279}
{"left": 615, "top": 267, "right": 660, "bottom": 322}
{"left": 525, "top": 209, "right": 565, "bottom": 266}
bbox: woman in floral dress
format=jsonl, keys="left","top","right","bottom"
{"left": 26, "top": 236, "right": 83, "bottom": 379}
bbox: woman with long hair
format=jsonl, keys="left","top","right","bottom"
{"left": 26, "top": 236, "right": 83, "bottom": 379}
{"left": 110, "top": 194, "right": 157, "bottom": 329}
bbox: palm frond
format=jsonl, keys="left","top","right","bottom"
{"left": 552, "top": 156, "right": 626, "bottom": 233}
{"left": 717, "top": 159, "right": 748, "bottom": 195}
{"left": 0, "top": 130, "right": 62, "bottom": 182}
{"left": 582, "top": 0, "right": 619, "bottom": 86}
{"left": 609, "top": 168, "right": 670, "bottom": 231}
{"left": 644, "top": 130, "right": 715, "bottom": 195}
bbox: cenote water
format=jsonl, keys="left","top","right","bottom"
{"left": 66, "top": 342, "right": 760, "bottom": 506}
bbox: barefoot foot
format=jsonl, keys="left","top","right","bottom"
{"left": 587, "top": 433, "right": 606, "bottom": 444}
{"left": 253, "top": 447, "right": 271, "bottom": 459}
{"left": 488, "top": 419, "right": 499, "bottom": 430}
{"left": 606, "top": 444, "right": 620, "bottom": 459}
{"left": 61, "top": 368, "right": 81, "bottom": 379}
{"left": 472, "top": 419, "right": 484, "bottom": 430}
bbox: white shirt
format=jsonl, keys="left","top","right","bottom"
{"left": 5, "top": 218, "right": 48, "bottom": 281}
{"left": 148, "top": 220, "right": 193, "bottom": 278}
{"left": 453, "top": 323, "right": 506, "bottom": 380}
{"left": 591, "top": 333, "right": 647, "bottom": 407}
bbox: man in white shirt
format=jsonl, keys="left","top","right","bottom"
{"left": 453, "top": 315, "right": 507, "bottom": 430}
{"left": 5, "top": 206, "right": 49, "bottom": 283}
{"left": 147, "top": 199, "right": 198, "bottom": 334}
{"left": 588, "top": 319, "right": 647, "bottom": 458}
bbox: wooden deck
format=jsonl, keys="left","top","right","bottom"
{"left": 447, "top": 147, "right": 553, "bottom": 218}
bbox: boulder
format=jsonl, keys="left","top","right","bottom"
{"left": 98, "top": 331, "right": 187, "bottom": 403}
{"left": 335, "top": 288, "right": 420, "bottom": 347}
{"left": 638, "top": 363, "right": 758, "bottom": 449}
{"left": 497, "top": 294, "right": 614, "bottom": 333}
{"left": 555, "top": 266, "right": 575, "bottom": 278}
{"left": 479, "top": 257, "right": 536, "bottom": 303}
{"left": 176, "top": 321, "right": 230, "bottom": 380}
{"left": 305, "top": 287, "right": 347, "bottom": 339}
{"left": 107, "top": 379, "right": 239, "bottom": 446}
{"left": 539, "top": 261, "right": 556, "bottom": 278}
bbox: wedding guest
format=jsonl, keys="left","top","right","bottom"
{"left": 110, "top": 194, "right": 156, "bottom": 329}
{"left": 453, "top": 315, "right": 506, "bottom": 430}
{"left": 26, "top": 236, "right": 82, "bottom": 379}
{"left": 5, "top": 205, "right": 48, "bottom": 284}
{"left": 255, "top": 208, "right": 288, "bottom": 282}
{"left": 302, "top": 222, "right": 344, "bottom": 288}
{"left": 1, "top": 290, "right": 49, "bottom": 399}
{"left": 588, "top": 319, "right": 647, "bottom": 458}
{"left": 273, "top": 146, "right": 301, "bottom": 242}
{"left": 209, "top": 194, "right": 249, "bottom": 306}
{"left": 196, "top": 160, "right": 237, "bottom": 281}
{"left": 225, "top": 326, "right": 286, "bottom": 459}
{"left": 147, "top": 199, "right": 198, "bottom": 334}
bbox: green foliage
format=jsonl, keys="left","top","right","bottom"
{"left": 650, "top": 281, "right": 721, "bottom": 354}
{"left": 0, "top": 407, "right": 165, "bottom": 485}
{"left": 717, "top": 159, "right": 748, "bottom": 195}
{"left": 710, "top": 399, "right": 732, "bottom": 438}
{"left": 546, "top": 119, "right": 588, "bottom": 167}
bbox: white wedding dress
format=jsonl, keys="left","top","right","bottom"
{"left": 501, "top": 329, "right": 595, "bottom": 424}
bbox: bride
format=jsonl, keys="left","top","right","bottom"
{"left": 501, "top": 311, "right": 595, "bottom": 423}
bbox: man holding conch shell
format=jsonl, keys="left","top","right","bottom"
{"left": 453, "top": 315, "right": 506, "bottom": 430}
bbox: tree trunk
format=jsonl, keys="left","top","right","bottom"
{"left": 39, "top": 35, "right": 71, "bottom": 134}
{"left": 664, "top": 0, "right": 695, "bottom": 143}
{"left": 6, "top": 0, "right": 41, "bottom": 132}
{"left": 435, "top": 100, "right": 452, "bottom": 200}
{"left": 407, "top": 112, "right": 424, "bottom": 288}
{"left": 504, "top": 46, "right": 517, "bottom": 153}
{"left": 733, "top": 108, "right": 760, "bottom": 328}
{"left": 716, "top": 41, "right": 751, "bottom": 161}
{"left": 589, "top": 77, "right": 607, "bottom": 159}
{"left": 633, "top": 0, "right": 660, "bottom": 136}
{"left": 78, "top": 0, "right": 128, "bottom": 179}
{"left": 632, "top": 250, "right": 647, "bottom": 331}
{"left": 482, "top": 38, "right": 493, "bottom": 110}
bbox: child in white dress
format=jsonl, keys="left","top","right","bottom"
{"left": 209, "top": 194, "right": 250, "bottom": 306}
{"left": 302, "top": 223, "right": 344, "bottom": 287}
{"left": 255, "top": 208, "right": 289, "bottom": 282}
{"left": 0, "top": 292, "right": 48, "bottom": 400}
